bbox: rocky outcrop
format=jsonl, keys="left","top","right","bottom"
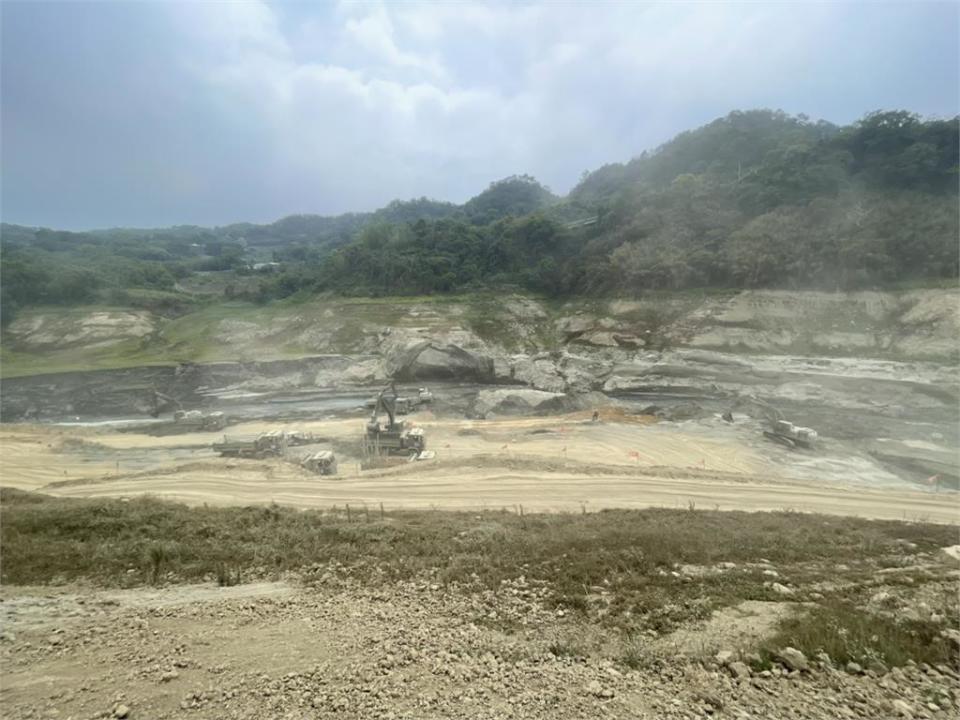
{"left": 472, "top": 388, "right": 569, "bottom": 417}
{"left": 7, "top": 310, "right": 157, "bottom": 350}
{"left": 387, "top": 341, "right": 495, "bottom": 383}
{"left": 472, "top": 389, "right": 606, "bottom": 418}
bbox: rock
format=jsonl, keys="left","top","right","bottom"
{"left": 776, "top": 647, "right": 808, "bottom": 672}
{"left": 770, "top": 583, "right": 795, "bottom": 596}
{"left": 473, "top": 389, "right": 568, "bottom": 418}
{"left": 574, "top": 331, "right": 620, "bottom": 348}
{"left": 871, "top": 591, "right": 895, "bottom": 606}
{"left": 113, "top": 705, "right": 130, "bottom": 719}
{"left": 663, "top": 402, "right": 704, "bottom": 421}
{"left": 715, "top": 650, "right": 734, "bottom": 665}
{"left": 940, "top": 545, "right": 960, "bottom": 562}
{"left": 728, "top": 661, "right": 751, "bottom": 680}
{"left": 612, "top": 333, "right": 644, "bottom": 349}
{"left": 586, "top": 680, "right": 603, "bottom": 696}
{"left": 556, "top": 315, "right": 596, "bottom": 338}
{"left": 846, "top": 661, "right": 863, "bottom": 675}
{"left": 941, "top": 628, "right": 960, "bottom": 649}
{"left": 160, "top": 670, "right": 180, "bottom": 682}
{"left": 762, "top": 569, "right": 779, "bottom": 578}
{"left": 390, "top": 341, "right": 494, "bottom": 383}
{"left": 511, "top": 356, "right": 567, "bottom": 393}
{"left": 815, "top": 651, "right": 833, "bottom": 667}
{"left": 891, "top": 699, "right": 913, "bottom": 717}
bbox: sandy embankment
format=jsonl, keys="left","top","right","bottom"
{"left": 1, "top": 409, "right": 956, "bottom": 523}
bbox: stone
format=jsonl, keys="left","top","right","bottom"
{"left": 473, "top": 388, "right": 568, "bottom": 418}
{"left": 940, "top": 545, "right": 960, "bottom": 562}
{"left": 390, "top": 341, "right": 495, "bottom": 383}
{"left": 715, "top": 650, "right": 734, "bottom": 665}
{"left": 160, "top": 670, "right": 179, "bottom": 682}
{"left": 728, "top": 662, "right": 751, "bottom": 680}
{"left": 891, "top": 699, "right": 913, "bottom": 717}
{"left": 770, "top": 583, "right": 795, "bottom": 596}
{"left": 846, "top": 661, "right": 863, "bottom": 675}
{"left": 941, "top": 628, "right": 960, "bottom": 649}
{"left": 585, "top": 680, "right": 613, "bottom": 698}
{"left": 113, "top": 705, "right": 130, "bottom": 719}
{"left": 776, "top": 647, "right": 808, "bottom": 672}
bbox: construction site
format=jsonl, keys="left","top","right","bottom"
{"left": 1, "top": 373, "right": 955, "bottom": 522}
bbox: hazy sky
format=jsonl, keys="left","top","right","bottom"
{"left": 2, "top": 1, "right": 957, "bottom": 230}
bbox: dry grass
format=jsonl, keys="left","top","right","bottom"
{"left": 3, "top": 488, "right": 956, "bottom": 642}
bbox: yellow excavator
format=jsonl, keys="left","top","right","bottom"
{"left": 364, "top": 382, "right": 426, "bottom": 458}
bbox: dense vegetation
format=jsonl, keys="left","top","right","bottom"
{"left": 2, "top": 109, "right": 956, "bottom": 324}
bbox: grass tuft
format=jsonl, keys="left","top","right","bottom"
{"left": 762, "top": 601, "right": 957, "bottom": 670}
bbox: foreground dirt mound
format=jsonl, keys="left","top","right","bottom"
{"left": 3, "top": 573, "right": 958, "bottom": 720}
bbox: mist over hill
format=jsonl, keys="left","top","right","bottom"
{"left": 2, "top": 109, "right": 957, "bottom": 324}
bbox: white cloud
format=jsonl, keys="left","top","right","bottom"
{"left": 5, "top": 0, "right": 953, "bottom": 227}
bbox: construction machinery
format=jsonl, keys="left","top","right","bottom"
{"left": 301, "top": 450, "right": 337, "bottom": 475}
{"left": 212, "top": 429, "right": 321, "bottom": 458}
{"left": 364, "top": 383, "right": 427, "bottom": 458}
{"left": 724, "top": 395, "right": 818, "bottom": 450}
{"left": 364, "top": 386, "right": 432, "bottom": 413}
{"left": 213, "top": 432, "right": 284, "bottom": 459}
{"left": 150, "top": 388, "right": 226, "bottom": 431}
{"left": 173, "top": 409, "right": 227, "bottom": 431}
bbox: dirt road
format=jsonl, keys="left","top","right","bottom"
{"left": 1, "top": 412, "right": 956, "bottom": 522}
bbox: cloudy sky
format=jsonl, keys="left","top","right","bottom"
{"left": 2, "top": 1, "right": 957, "bottom": 230}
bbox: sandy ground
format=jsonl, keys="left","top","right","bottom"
{"left": 1, "top": 410, "right": 957, "bottom": 523}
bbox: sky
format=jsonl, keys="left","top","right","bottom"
{"left": 1, "top": 1, "right": 957, "bottom": 230}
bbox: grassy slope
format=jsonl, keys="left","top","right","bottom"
{"left": 3, "top": 286, "right": 958, "bottom": 378}
{"left": 1, "top": 294, "right": 526, "bottom": 378}
{"left": 2, "top": 488, "right": 957, "bottom": 668}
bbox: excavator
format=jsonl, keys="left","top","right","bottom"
{"left": 364, "top": 382, "right": 427, "bottom": 458}
{"left": 150, "top": 389, "right": 226, "bottom": 431}
{"left": 723, "top": 395, "right": 818, "bottom": 450}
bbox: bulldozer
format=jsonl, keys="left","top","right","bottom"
{"left": 363, "top": 383, "right": 427, "bottom": 458}
{"left": 724, "top": 395, "right": 818, "bottom": 450}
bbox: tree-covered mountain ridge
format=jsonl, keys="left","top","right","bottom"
{"left": 2, "top": 109, "right": 957, "bottom": 321}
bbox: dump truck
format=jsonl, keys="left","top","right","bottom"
{"left": 763, "top": 420, "right": 818, "bottom": 449}
{"left": 301, "top": 450, "right": 337, "bottom": 475}
{"left": 364, "top": 383, "right": 427, "bottom": 458}
{"left": 213, "top": 432, "right": 285, "bottom": 459}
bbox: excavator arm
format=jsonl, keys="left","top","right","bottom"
{"left": 370, "top": 382, "right": 398, "bottom": 429}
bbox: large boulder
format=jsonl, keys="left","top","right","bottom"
{"left": 473, "top": 388, "right": 569, "bottom": 417}
{"left": 510, "top": 356, "right": 567, "bottom": 393}
{"left": 388, "top": 341, "right": 495, "bottom": 383}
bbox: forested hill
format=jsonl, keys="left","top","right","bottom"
{"left": 2, "top": 110, "right": 957, "bottom": 322}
